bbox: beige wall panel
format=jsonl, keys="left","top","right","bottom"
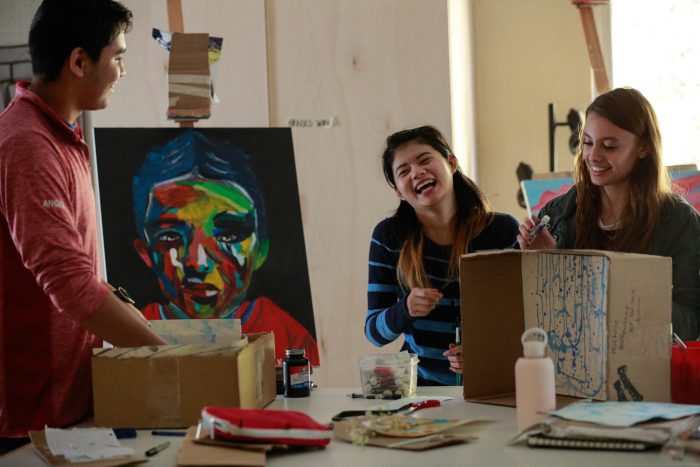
{"left": 472, "top": 0, "right": 600, "bottom": 216}
{"left": 266, "top": 0, "right": 452, "bottom": 387}
{"left": 92, "top": 0, "right": 268, "bottom": 127}
{"left": 0, "top": 0, "right": 41, "bottom": 46}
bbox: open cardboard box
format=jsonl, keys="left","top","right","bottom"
{"left": 92, "top": 332, "right": 276, "bottom": 428}
{"left": 460, "top": 250, "right": 672, "bottom": 406}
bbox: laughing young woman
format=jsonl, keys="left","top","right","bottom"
{"left": 365, "top": 126, "right": 519, "bottom": 385}
{"left": 518, "top": 87, "right": 700, "bottom": 341}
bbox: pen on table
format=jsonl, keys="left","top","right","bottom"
{"left": 145, "top": 441, "right": 170, "bottom": 457}
{"left": 527, "top": 215, "right": 551, "bottom": 245}
{"left": 113, "top": 428, "right": 137, "bottom": 439}
{"left": 349, "top": 393, "right": 402, "bottom": 399}
{"left": 151, "top": 430, "right": 186, "bottom": 436}
{"left": 454, "top": 320, "right": 462, "bottom": 386}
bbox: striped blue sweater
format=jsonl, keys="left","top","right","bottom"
{"left": 366, "top": 213, "right": 519, "bottom": 385}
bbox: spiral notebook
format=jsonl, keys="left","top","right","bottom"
{"left": 527, "top": 434, "right": 655, "bottom": 452}
{"left": 520, "top": 404, "right": 700, "bottom": 453}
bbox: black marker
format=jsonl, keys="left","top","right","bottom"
{"left": 454, "top": 320, "right": 462, "bottom": 386}
{"left": 151, "top": 430, "right": 186, "bottom": 437}
{"left": 145, "top": 440, "right": 170, "bottom": 457}
{"left": 349, "top": 393, "right": 402, "bottom": 400}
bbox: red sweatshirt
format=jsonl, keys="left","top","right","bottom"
{"left": 0, "top": 82, "right": 109, "bottom": 437}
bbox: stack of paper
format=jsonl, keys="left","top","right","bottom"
{"left": 515, "top": 401, "right": 700, "bottom": 451}
{"left": 45, "top": 428, "right": 133, "bottom": 462}
{"left": 28, "top": 427, "right": 143, "bottom": 466}
{"left": 149, "top": 318, "right": 242, "bottom": 344}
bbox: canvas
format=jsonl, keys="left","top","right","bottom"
{"left": 521, "top": 177, "right": 574, "bottom": 216}
{"left": 93, "top": 128, "right": 319, "bottom": 365}
{"left": 670, "top": 169, "right": 700, "bottom": 213}
{"left": 521, "top": 169, "right": 700, "bottom": 217}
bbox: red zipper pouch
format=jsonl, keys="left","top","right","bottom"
{"left": 200, "top": 407, "right": 332, "bottom": 447}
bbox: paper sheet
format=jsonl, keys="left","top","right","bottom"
{"left": 92, "top": 339, "right": 248, "bottom": 359}
{"left": 45, "top": 428, "right": 133, "bottom": 463}
{"left": 552, "top": 402, "right": 700, "bottom": 427}
{"left": 149, "top": 318, "right": 242, "bottom": 344}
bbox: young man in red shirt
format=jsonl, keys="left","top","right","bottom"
{"left": 0, "top": 0, "right": 165, "bottom": 453}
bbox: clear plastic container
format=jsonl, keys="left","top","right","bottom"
{"left": 358, "top": 352, "right": 418, "bottom": 397}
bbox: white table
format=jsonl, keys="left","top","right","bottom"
{"left": 1, "top": 387, "right": 697, "bottom": 466}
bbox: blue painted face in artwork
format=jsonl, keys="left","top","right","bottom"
{"left": 137, "top": 178, "right": 268, "bottom": 318}
{"left": 133, "top": 131, "right": 269, "bottom": 318}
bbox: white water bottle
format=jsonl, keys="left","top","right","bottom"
{"left": 515, "top": 327, "right": 556, "bottom": 430}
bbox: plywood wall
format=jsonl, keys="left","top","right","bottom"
{"left": 265, "top": 0, "right": 452, "bottom": 387}
{"left": 0, "top": 0, "right": 41, "bottom": 46}
{"left": 88, "top": 0, "right": 452, "bottom": 388}
{"left": 91, "top": 0, "right": 269, "bottom": 127}
{"left": 2, "top": 0, "right": 602, "bottom": 389}
{"left": 472, "top": 0, "right": 601, "bottom": 216}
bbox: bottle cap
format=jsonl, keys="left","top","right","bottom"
{"left": 285, "top": 348, "right": 306, "bottom": 358}
{"left": 521, "top": 327, "right": 548, "bottom": 358}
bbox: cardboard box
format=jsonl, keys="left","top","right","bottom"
{"left": 167, "top": 32, "right": 211, "bottom": 120}
{"left": 460, "top": 250, "right": 672, "bottom": 403}
{"left": 92, "top": 333, "right": 276, "bottom": 428}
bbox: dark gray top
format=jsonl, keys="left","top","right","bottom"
{"left": 539, "top": 186, "right": 700, "bottom": 340}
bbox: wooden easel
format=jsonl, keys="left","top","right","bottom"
{"left": 167, "top": 0, "right": 194, "bottom": 128}
{"left": 571, "top": 0, "right": 610, "bottom": 94}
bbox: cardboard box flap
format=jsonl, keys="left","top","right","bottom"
{"left": 460, "top": 249, "right": 672, "bottom": 403}
{"left": 606, "top": 255, "right": 672, "bottom": 402}
{"left": 236, "top": 333, "right": 276, "bottom": 408}
{"left": 461, "top": 252, "right": 524, "bottom": 398}
{"left": 462, "top": 249, "right": 665, "bottom": 261}
{"left": 461, "top": 249, "right": 522, "bottom": 259}
{"left": 544, "top": 249, "right": 667, "bottom": 260}
{"left": 522, "top": 252, "right": 610, "bottom": 399}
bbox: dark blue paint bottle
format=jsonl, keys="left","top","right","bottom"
{"left": 283, "top": 348, "right": 310, "bottom": 397}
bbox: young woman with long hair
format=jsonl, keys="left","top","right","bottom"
{"left": 366, "top": 126, "right": 519, "bottom": 385}
{"left": 518, "top": 87, "right": 700, "bottom": 340}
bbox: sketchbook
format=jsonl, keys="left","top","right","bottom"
{"left": 514, "top": 414, "right": 700, "bottom": 452}
{"left": 28, "top": 429, "right": 146, "bottom": 467}
{"left": 526, "top": 434, "right": 654, "bottom": 451}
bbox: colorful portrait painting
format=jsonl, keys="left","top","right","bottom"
{"left": 94, "top": 128, "right": 320, "bottom": 365}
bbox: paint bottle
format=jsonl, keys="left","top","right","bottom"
{"left": 283, "top": 348, "right": 310, "bottom": 397}
{"left": 515, "top": 327, "right": 556, "bottom": 430}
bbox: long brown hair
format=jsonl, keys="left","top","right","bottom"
{"left": 573, "top": 87, "right": 672, "bottom": 253}
{"left": 381, "top": 126, "right": 493, "bottom": 289}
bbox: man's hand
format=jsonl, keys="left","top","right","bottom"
{"left": 83, "top": 285, "right": 166, "bottom": 347}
